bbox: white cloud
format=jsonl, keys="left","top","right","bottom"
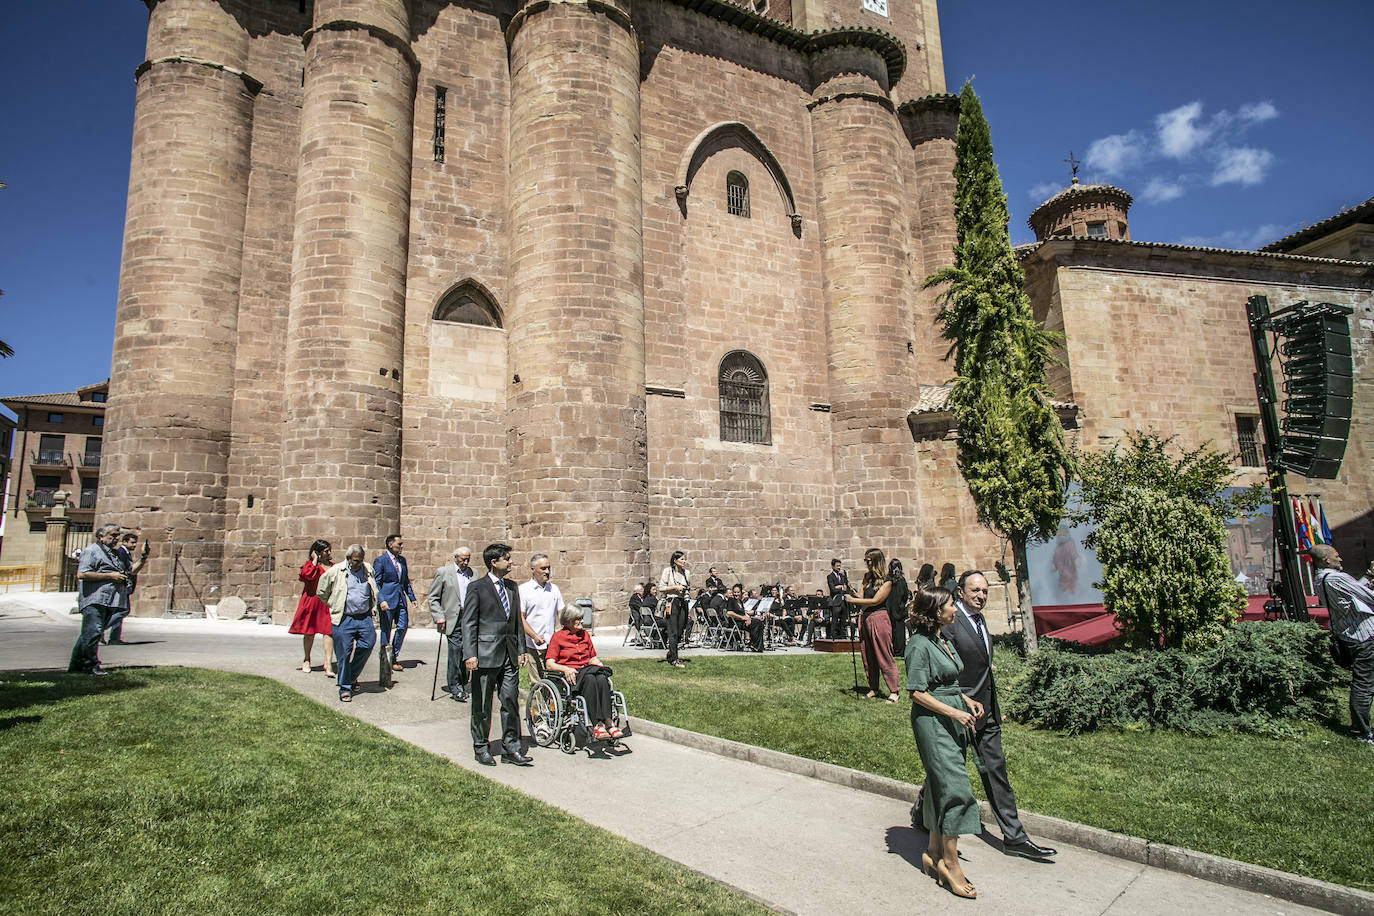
{"left": 1238, "top": 101, "right": 1279, "bottom": 123}
{"left": 1084, "top": 131, "right": 1146, "bottom": 177}
{"left": 1142, "top": 177, "right": 1185, "bottom": 203}
{"left": 1028, "top": 181, "right": 1062, "bottom": 201}
{"left": 1211, "top": 147, "right": 1275, "bottom": 186}
{"left": 1156, "top": 102, "right": 1210, "bottom": 159}
{"left": 1179, "top": 223, "right": 1290, "bottom": 251}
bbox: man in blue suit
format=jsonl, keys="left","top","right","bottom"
{"left": 373, "top": 534, "right": 416, "bottom": 671}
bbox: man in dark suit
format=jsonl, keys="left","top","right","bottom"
{"left": 945, "top": 570, "right": 1056, "bottom": 860}
{"left": 461, "top": 542, "right": 533, "bottom": 767}
{"left": 373, "top": 534, "right": 416, "bottom": 671}
{"left": 826, "top": 558, "right": 852, "bottom": 640}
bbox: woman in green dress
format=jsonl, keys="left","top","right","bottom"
{"left": 906, "top": 584, "right": 984, "bottom": 899}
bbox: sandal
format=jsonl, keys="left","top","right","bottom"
{"left": 300, "top": 662, "right": 312, "bottom": 673}
{"left": 608, "top": 726, "right": 624, "bottom": 740}
{"left": 885, "top": 694, "right": 898, "bottom": 704}
{"left": 339, "top": 691, "right": 352, "bottom": 703}
{"left": 592, "top": 724, "right": 610, "bottom": 740}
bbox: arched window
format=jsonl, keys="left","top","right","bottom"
{"left": 726, "top": 171, "right": 750, "bottom": 218}
{"left": 719, "top": 350, "right": 770, "bottom": 444}
{"left": 433, "top": 281, "right": 502, "bottom": 328}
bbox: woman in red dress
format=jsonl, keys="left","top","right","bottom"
{"left": 289, "top": 540, "right": 335, "bottom": 675}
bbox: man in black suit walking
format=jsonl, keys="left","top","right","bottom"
{"left": 943, "top": 570, "right": 1055, "bottom": 860}
{"left": 461, "top": 543, "right": 534, "bottom": 767}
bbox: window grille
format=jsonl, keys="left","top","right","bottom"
{"left": 719, "top": 351, "right": 770, "bottom": 444}
{"left": 1236, "top": 415, "right": 1262, "bottom": 467}
{"left": 433, "top": 86, "right": 447, "bottom": 163}
{"left": 726, "top": 171, "right": 750, "bottom": 218}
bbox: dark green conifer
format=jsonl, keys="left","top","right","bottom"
{"left": 922, "top": 83, "right": 1073, "bottom": 652}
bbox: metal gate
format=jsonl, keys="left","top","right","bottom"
{"left": 59, "top": 523, "right": 95, "bottom": 592}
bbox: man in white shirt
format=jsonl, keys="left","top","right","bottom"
{"left": 1311, "top": 544, "right": 1374, "bottom": 745}
{"left": 518, "top": 553, "right": 564, "bottom": 678}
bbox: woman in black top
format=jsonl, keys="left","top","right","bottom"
{"left": 886, "top": 558, "right": 911, "bottom": 659}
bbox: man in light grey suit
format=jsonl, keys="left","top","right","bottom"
{"left": 429, "top": 546, "right": 475, "bottom": 702}
{"left": 944, "top": 570, "right": 1056, "bottom": 861}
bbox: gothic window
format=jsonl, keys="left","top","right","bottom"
{"left": 719, "top": 350, "right": 771, "bottom": 445}
{"left": 726, "top": 171, "right": 750, "bottom": 218}
{"left": 433, "top": 282, "right": 502, "bottom": 328}
{"left": 433, "top": 86, "right": 447, "bottom": 163}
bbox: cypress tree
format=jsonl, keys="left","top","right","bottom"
{"left": 922, "top": 83, "right": 1073, "bottom": 653}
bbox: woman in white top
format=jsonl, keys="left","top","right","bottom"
{"left": 658, "top": 551, "right": 690, "bottom": 668}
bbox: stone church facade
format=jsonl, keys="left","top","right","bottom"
{"left": 102, "top": 1, "right": 1374, "bottom": 622}
{"left": 103, "top": 0, "right": 973, "bottom": 619}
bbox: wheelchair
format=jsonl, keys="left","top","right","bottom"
{"left": 525, "top": 670, "right": 632, "bottom": 755}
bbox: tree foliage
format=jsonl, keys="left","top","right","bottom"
{"left": 921, "top": 83, "right": 1072, "bottom": 649}
{"left": 1071, "top": 431, "right": 1263, "bottom": 649}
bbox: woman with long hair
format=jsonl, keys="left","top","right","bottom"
{"left": 843, "top": 548, "right": 902, "bottom": 702}
{"left": 886, "top": 558, "right": 911, "bottom": 659}
{"left": 288, "top": 539, "right": 335, "bottom": 675}
{"left": 658, "top": 550, "right": 690, "bottom": 668}
{"left": 915, "top": 563, "right": 936, "bottom": 589}
{"left": 906, "top": 585, "right": 983, "bottom": 899}
{"left": 938, "top": 562, "right": 958, "bottom": 595}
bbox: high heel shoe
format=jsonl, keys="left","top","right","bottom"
{"left": 935, "top": 859, "right": 977, "bottom": 899}
{"left": 921, "top": 852, "right": 939, "bottom": 878}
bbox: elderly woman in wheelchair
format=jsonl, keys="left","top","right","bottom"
{"left": 528, "top": 605, "right": 630, "bottom": 753}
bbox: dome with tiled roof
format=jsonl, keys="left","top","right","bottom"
{"left": 1028, "top": 179, "right": 1133, "bottom": 242}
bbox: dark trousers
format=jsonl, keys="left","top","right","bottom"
{"left": 664, "top": 598, "right": 686, "bottom": 663}
{"left": 470, "top": 660, "right": 522, "bottom": 755}
{"left": 105, "top": 607, "right": 129, "bottom": 641}
{"left": 444, "top": 629, "right": 468, "bottom": 692}
{"left": 1346, "top": 636, "right": 1374, "bottom": 739}
{"left": 971, "top": 713, "right": 1028, "bottom": 844}
{"left": 68, "top": 604, "right": 115, "bottom": 673}
{"left": 828, "top": 605, "right": 852, "bottom": 640}
{"left": 574, "top": 665, "right": 614, "bottom": 722}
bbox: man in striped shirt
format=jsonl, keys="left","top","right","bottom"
{"left": 1312, "top": 544, "right": 1374, "bottom": 746}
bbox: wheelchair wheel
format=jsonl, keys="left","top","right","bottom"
{"left": 526, "top": 680, "right": 563, "bottom": 748}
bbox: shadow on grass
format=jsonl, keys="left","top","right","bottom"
{"left": 0, "top": 668, "right": 150, "bottom": 715}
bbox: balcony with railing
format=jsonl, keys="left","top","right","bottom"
{"left": 77, "top": 489, "right": 98, "bottom": 510}
{"left": 30, "top": 449, "right": 71, "bottom": 469}
{"left": 25, "top": 488, "right": 57, "bottom": 509}
{"left": 79, "top": 451, "right": 102, "bottom": 468}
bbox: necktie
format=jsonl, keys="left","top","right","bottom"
{"left": 972, "top": 612, "right": 989, "bottom": 652}
{"left": 497, "top": 580, "right": 510, "bottom": 618}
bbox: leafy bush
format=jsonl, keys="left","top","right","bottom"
{"left": 1006, "top": 621, "right": 1335, "bottom": 736}
{"left": 1070, "top": 432, "right": 1262, "bottom": 648}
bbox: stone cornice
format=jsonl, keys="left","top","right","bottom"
{"left": 897, "top": 92, "right": 959, "bottom": 116}
{"left": 134, "top": 56, "right": 263, "bottom": 96}
{"left": 305, "top": 19, "right": 421, "bottom": 74}
{"left": 805, "top": 90, "right": 894, "bottom": 113}
{"left": 1021, "top": 237, "right": 1374, "bottom": 283}
{"left": 507, "top": 0, "right": 637, "bottom": 45}
{"left": 664, "top": 0, "right": 907, "bottom": 87}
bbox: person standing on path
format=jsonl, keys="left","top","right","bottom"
{"left": 462, "top": 543, "right": 533, "bottom": 767}
{"left": 843, "top": 548, "right": 902, "bottom": 702}
{"left": 317, "top": 545, "right": 380, "bottom": 703}
{"left": 373, "top": 534, "right": 415, "bottom": 672}
{"left": 288, "top": 540, "right": 336, "bottom": 676}
{"left": 945, "top": 570, "right": 1056, "bottom": 860}
{"left": 906, "top": 584, "right": 983, "bottom": 899}
{"left": 429, "top": 546, "right": 474, "bottom": 702}
{"left": 1311, "top": 544, "right": 1374, "bottom": 745}
{"left": 518, "top": 553, "right": 563, "bottom": 679}
{"left": 69, "top": 523, "right": 129, "bottom": 675}
{"left": 104, "top": 529, "right": 148, "bottom": 645}
{"left": 658, "top": 551, "right": 690, "bottom": 668}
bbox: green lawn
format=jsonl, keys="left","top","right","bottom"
{"left": 612, "top": 651, "right": 1374, "bottom": 890}
{"left": 0, "top": 668, "right": 764, "bottom": 916}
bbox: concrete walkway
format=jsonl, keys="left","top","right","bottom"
{"left": 0, "top": 594, "right": 1335, "bottom": 916}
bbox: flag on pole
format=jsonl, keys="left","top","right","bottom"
{"left": 1317, "top": 498, "right": 1334, "bottom": 544}
{"left": 1305, "top": 498, "right": 1325, "bottom": 545}
{"left": 1293, "top": 497, "right": 1313, "bottom": 551}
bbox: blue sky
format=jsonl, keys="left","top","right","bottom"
{"left": 1, "top": 1, "right": 1370, "bottom": 407}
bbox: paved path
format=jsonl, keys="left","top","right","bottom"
{"left": 0, "top": 594, "right": 1330, "bottom": 916}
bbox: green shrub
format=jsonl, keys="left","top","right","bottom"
{"left": 1007, "top": 621, "right": 1335, "bottom": 736}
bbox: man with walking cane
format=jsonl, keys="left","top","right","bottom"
{"left": 429, "top": 547, "right": 475, "bottom": 702}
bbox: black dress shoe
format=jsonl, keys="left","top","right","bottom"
{"left": 501, "top": 750, "right": 534, "bottom": 766}
{"left": 1003, "top": 839, "right": 1057, "bottom": 859}
{"left": 452, "top": 688, "right": 468, "bottom": 702}
{"left": 474, "top": 748, "right": 496, "bottom": 766}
